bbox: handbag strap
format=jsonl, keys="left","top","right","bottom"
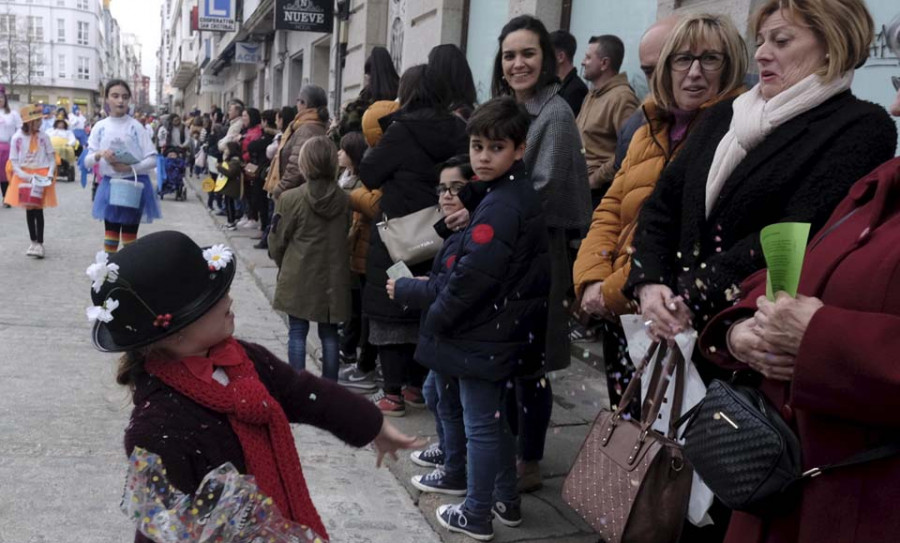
{"left": 668, "top": 351, "right": 686, "bottom": 440}
{"left": 802, "top": 442, "right": 900, "bottom": 479}
{"left": 639, "top": 346, "right": 680, "bottom": 435}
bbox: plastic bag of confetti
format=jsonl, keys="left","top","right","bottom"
{"left": 122, "top": 447, "right": 327, "bottom": 542}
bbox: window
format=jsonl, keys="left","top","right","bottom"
{"left": 57, "top": 19, "right": 65, "bottom": 42}
{"left": 0, "top": 15, "right": 15, "bottom": 37}
{"left": 34, "top": 54, "right": 44, "bottom": 77}
{"left": 58, "top": 0, "right": 67, "bottom": 6}
{"left": 77, "top": 56, "right": 89, "bottom": 79}
{"left": 27, "top": 16, "right": 44, "bottom": 42}
{"left": 0, "top": 60, "right": 8, "bottom": 77}
{"left": 58, "top": 54, "right": 66, "bottom": 78}
{"left": 77, "top": 0, "right": 89, "bottom": 9}
{"left": 77, "top": 21, "right": 88, "bottom": 46}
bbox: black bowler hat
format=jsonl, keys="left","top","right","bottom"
{"left": 87, "top": 231, "right": 236, "bottom": 352}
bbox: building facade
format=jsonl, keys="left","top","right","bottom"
{"left": 160, "top": 0, "right": 899, "bottom": 148}
{"left": 0, "top": 0, "right": 146, "bottom": 117}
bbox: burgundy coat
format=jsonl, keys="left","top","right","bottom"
{"left": 700, "top": 157, "right": 900, "bottom": 543}
{"left": 123, "top": 340, "right": 384, "bottom": 543}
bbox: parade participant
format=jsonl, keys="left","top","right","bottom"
{"left": 0, "top": 85, "right": 22, "bottom": 207}
{"left": 268, "top": 136, "right": 351, "bottom": 380}
{"left": 491, "top": 14, "right": 591, "bottom": 492}
{"left": 85, "top": 79, "right": 160, "bottom": 253}
{"left": 3, "top": 104, "right": 57, "bottom": 258}
{"left": 68, "top": 104, "right": 88, "bottom": 150}
{"left": 85, "top": 230, "right": 424, "bottom": 543}
{"left": 40, "top": 105, "right": 54, "bottom": 133}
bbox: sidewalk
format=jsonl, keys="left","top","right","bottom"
{"left": 0, "top": 176, "right": 437, "bottom": 542}
{"left": 188, "top": 174, "right": 610, "bottom": 543}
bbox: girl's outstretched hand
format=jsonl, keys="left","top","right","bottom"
{"left": 372, "top": 420, "right": 427, "bottom": 468}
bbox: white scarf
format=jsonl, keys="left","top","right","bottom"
{"left": 704, "top": 71, "right": 853, "bottom": 216}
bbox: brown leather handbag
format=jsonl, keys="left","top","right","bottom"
{"left": 562, "top": 341, "right": 692, "bottom": 543}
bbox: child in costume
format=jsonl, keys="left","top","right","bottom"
{"left": 84, "top": 79, "right": 159, "bottom": 253}
{"left": 3, "top": 104, "right": 57, "bottom": 258}
{"left": 85, "top": 230, "right": 423, "bottom": 543}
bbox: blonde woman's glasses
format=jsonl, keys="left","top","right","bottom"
{"left": 669, "top": 52, "right": 726, "bottom": 72}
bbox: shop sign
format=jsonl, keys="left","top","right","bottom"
{"left": 199, "top": 0, "right": 237, "bottom": 32}
{"left": 235, "top": 42, "right": 263, "bottom": 64}
{"left": 274, "top": 0, "right": 333, "bottom": 32}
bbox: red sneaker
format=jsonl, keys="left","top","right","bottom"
{"left": 402, "top": 386, "right": 426, "bottom": 408}
{"left": 373, "top": 391, "right": 405, "bottom": 417}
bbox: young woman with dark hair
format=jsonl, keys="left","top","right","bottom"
{"left": 491, "top": 14, "right": 592, "bottom": 493}
{"left": 237, "top": 107, "right": 264, "bottom": 229}
{"left": 427, "top": 44, "right": 477, "bottom": 119}
{"left": 357, "top": 64, "right": 469, "bottom": 417}
{"left": 333, "top": 46, "right": 401, "bottom": 140}
{"left": 85, "top": 78, "right": 161, "bottom": 253}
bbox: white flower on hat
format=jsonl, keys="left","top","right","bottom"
{"left": 86, "top": 251, "right": 120, "bottom": 293}
{"left": 86, "top": 298, "right": 119, "bottom": 323}
{"left": 203, "top": 244, "right": 233, "bottom": 271}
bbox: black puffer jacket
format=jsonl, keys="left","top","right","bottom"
{"left": 418, "top": 162, "right": 551, "bottom": 381}
{"left": 359, "top": 109, "right": 469, "bottom": 323}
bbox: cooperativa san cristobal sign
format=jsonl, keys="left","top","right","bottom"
{"left": 274, "top": 0, "right": 334, "bottom": 32}
{"left": 198, "top": 0, "right": 237, "bottom": 32}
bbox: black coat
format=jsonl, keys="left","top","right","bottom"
{"left": 418, "top": 162, "right": 551, "bottom": 382}
{"left": 358, "top": 109, "right": 469, "bottom": 323}
{"left": 625, "top": 91, "right": 897, "bottom": 335}
{"left": 558, "top": 68, "right": 589, "bottom": 118}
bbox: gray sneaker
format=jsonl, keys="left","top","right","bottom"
{"left": 338, "top": 365, "right": 377, "bottom": 392}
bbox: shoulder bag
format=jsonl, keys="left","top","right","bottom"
{"left": 562, "top": 341, "right": 693, "bottom": 543}
{"left": 376, "top": 207, "right": 443, "bottom": 266}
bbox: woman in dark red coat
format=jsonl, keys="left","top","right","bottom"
{"left": 698, "top": 79, "right": 900, "bottom": 543}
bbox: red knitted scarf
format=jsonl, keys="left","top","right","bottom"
{"left": 145, "top": 338, "right": 328, "bottom": 539}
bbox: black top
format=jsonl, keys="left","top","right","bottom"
{"left": 557, "top": 67, "right": 589, "bottom": 118}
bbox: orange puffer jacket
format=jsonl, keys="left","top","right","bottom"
{"left": 573, "top": 90, "right": 743, "bottom": 316}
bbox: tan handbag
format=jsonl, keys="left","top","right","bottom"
{"left": 376, "top": 206, "right": 443, "bottom": 265}
{"left": 562, "top": 341, "right": 692, "bottom": 543}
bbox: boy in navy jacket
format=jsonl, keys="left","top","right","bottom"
{"left": 413, "top": 97, "right": 550, "bottom": 540}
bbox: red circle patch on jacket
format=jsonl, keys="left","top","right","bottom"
{"left": 471, "top": 224, "right": 495, "bottom": 245}
{"left": 446, "top": 255, "right": 457, "bottom": 269}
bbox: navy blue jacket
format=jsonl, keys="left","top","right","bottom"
{"left": 414, "top": 162, "right": 551, "bottom": 382}
{"left": 393, "top": 222, "right": 465, "bottom": 318}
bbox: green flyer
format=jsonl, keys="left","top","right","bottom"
{"left": 760, "top": 222, "right": 811, "bottom": 301}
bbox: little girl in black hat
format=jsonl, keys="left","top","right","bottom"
{"left": 86, "top": 230, "right": 423, "bottom": 541}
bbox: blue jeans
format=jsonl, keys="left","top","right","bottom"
{"left": 287, "top": 316, "right": 340, "bottom": 380}
{"left": 436, "top": 373, "right": 517, "bottom": 522}
{"left": 423, "top": 371, "right": 445, "bottom": 449}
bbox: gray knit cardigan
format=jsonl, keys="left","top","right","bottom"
{"left": 522, "top": 83, "right": 592, "bottom": 230}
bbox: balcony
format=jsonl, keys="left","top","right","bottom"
{"left": 170, "top": 39, "right": 197, "bottom": 89}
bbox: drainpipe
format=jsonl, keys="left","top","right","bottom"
{"left": 333, "top": 1, "right": 350, "bottom": 119}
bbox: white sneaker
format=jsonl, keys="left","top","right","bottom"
{"left": 242, "top": 219, "right": 259, "bottom": 229}
{"left": 33, "top": 243, "right": 44, "bottom": 259}
{"left": 236, "top": 217, "right": 251, "bottom": 227}
{"left": 25, "top": 242, "right": 37, "bottom": 256}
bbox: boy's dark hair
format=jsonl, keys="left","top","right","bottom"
{"left": 550, "top": 30, "right": 578, "bottom": 63}
{"left": 466, "top": 97, "right": 531, "bottom": 147}
{"left": 436, "top": 154, "right": 474, "bottom": 180}
{"left": 339, "top": 131, "right": 367, "bottom": 171}
{"left": 225, "top": 141, "right": 241, "bottom": 159}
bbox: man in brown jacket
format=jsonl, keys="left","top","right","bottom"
{"left": 576, "top": 35, "right": 639, "bottom": 207}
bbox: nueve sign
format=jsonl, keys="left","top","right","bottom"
{"left": 274, "top": 0, "right": 333, "bottom": 33}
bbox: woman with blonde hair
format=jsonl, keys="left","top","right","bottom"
{"left": 625, "top": 0, "right": 895, "bottom": 352}
{"left": 574, "top": 13, "right": 748, "bottom": 416}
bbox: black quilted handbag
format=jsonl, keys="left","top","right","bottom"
{"left": 680, "top": 379, "right": 900, "bottom": 514}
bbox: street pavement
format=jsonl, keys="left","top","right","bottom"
{"left": 0, "top": 176, "right": 438, "bottom": 542}
{"left": 0, "top": 171, "right": 611, "bottom": 542}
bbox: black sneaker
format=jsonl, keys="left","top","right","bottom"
{"left": 409, "top": 443, "right": 444, "bottom": 468}
{"left": 338, "top": 365, "right": 377, "bottom": 392}
{"left": 436, "top": 503, "right": 493, "bottom": 541}
{"left": 411, "top": 468, "right": 466, "bottom": 496}
{"left": 491, "top": 499, "right": 522, "bottom": 527}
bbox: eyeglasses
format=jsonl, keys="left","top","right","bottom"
{"left": 668, "top": 52, "right": 726, "bottom": 72}
{"left": 436, "top": 183, "right": 466, "bottom": 196}
{"left": 893, "top": 76, "right": 900, "bottom": 92}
